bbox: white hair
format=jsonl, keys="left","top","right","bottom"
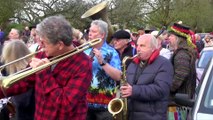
{"left": 150, "top": 34, "right": 158, "bottom": 49}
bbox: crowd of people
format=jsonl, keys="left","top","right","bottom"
{"left": 0, "top": 14, "right": 212, "bottom": 120}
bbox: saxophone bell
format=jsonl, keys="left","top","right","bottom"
{"left": 108, "top": 98, "right": 124, "bottom": 116}
{"left": 108, "top": 55, "right": 137, "bottom": 120}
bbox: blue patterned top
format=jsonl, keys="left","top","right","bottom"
{"left": 84, "top": 40, "right": 121, "bottom": 109}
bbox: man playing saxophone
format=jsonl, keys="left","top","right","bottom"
{"left": 0, "top": 15, "right": 93, "bottom": 120}
{"left": 120, "top": 34, "right": 174, "bottom": 120}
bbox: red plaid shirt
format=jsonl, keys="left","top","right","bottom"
{"left": 0, "top": 51, "right": 92, "bottom": 120}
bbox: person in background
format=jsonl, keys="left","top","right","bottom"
{"left": 8, "top": 28, "right": 22, "bottom": 40}
{"left": 72, "top": 28, "right": 86, "bottom": 45}
{"left": 4, "top": 28, "right": 22, "bottom": 46}
{"left": 137, "top": 27, "right": 145, "bottom": 36}
{"left": 0, "top": 28, "right": 5, "bottom": 55}
{"left": 82, "top": 28, "right": 90, "bottom": 41}
{"left": 0, "top": 15, "right": 92, "bottom": 120}
{"left": 161, "top": 32, "right": 170, "bottom": 49}
{"left": 27, "top": 24, "right": 43, "bottom": 52}
{"left": 145, "top": 27, "right": 156, "bottom": 34}
{"left": 84, "top": 19, "right": 121, "bottom": 120}
{"left": 27, "top": 24, "right": 37, "bottom": 48}
{"left": 151, "top": 30, "right": 172, "bottom": 59}
{"left": 203, "top": 33, "right": 213, "bottom": 47}
{"left": 120, "top": 34, "right": 174, "bottom": 120}
{"left": 1, "top": 40, "right": 35, "bottom": 120}
{"left": 21, "top": 36, "right": 29, "bottom": 44}
{"left": 130, "top": 32, "right": 139, "bottom": 48}
{"left": 195, "top": 34, "right": 204, "bottom": 53}
{"left": 111, "top": 30, "right": 136, "bottom": 68}
{"left": 22, "top": 26, "right": 31, "bottom": 38}
{"left": 167, "top": 23, "right": 197, "bottom": 120}
{"left": 0, "top": 28, "right": 5, "bottom": 44}
{"left": 1, "top": 40, "right": 31, "bottom": 74}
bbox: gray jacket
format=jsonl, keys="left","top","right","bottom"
{"left": 126, "top": 56, "right": 174, "bottom": 120}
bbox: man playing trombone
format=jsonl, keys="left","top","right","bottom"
{"left": 0, "top": 15, "right": 93, "bottom": 120}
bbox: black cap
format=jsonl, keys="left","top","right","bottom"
{"left": 112, "top": 30, "right": 130, "bottom": 39}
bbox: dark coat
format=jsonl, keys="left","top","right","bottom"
{"left": 13, "top": 89, "right": 35, "bottom": 120}
{"left": 119, "top": 44, "right": 136, "bottom": 68}
{"left": 170, "top": 42, "right": 197, "bottom": 98}
{"left": 126, "top": 56, "right": 174, "bottom": 120}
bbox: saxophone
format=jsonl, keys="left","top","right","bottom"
{"left": 108, "top": 55, "right": 138, "bottom": 120}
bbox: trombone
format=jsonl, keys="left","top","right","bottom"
{"left": 1, "top": 38, "right": 101, "bottom": 89}
{"left": 0, "top": 50, "right": 43, "bottom": 72}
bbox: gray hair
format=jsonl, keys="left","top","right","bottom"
{"left": 91, "top": 20, "right": 108, "bottom": 40}
{"left": 11, "top": 28, "right": 22, "bottom": 38}
{"left": 150, "top": 34, "right": 158, "bottom": 50}
{"left": 36, "top": 15, "right": 73, "bottom": 46}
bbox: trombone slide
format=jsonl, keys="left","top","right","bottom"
{"left": 1, "top": 38, "right": 102, "bottom": 89}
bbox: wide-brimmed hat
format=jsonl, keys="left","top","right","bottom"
{"left": 169, "top": 23, "right": 196, "bottom": 48}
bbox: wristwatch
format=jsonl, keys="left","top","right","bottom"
{"left": 100, "top": 60, "right": 107, "bottom": 66}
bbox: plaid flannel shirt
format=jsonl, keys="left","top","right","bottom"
{"left": 0, "top": 51, "right": 92, "bottom": 120}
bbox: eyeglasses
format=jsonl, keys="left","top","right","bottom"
{"left": 132, "top": 33, "right": 139, "bottom": 37}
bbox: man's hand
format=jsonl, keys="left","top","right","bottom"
{"left": 93, "top": 48, "right": 104, "bottom": 64}
{"left": 30, "top": 58, "right": 49, "bottom": 68}
{"left": 120, "top": 83, "right": 132, "bottom": 98}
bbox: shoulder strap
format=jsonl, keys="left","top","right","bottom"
{"left": 133, "top": 62, "right": 147, "bottom": 84}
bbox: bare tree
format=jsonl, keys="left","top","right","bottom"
{"left": 2, "top": 0, "right": 213, "bottom": 33}
{"left": 0, "top": 0, "right": 23, "bottom": 28}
